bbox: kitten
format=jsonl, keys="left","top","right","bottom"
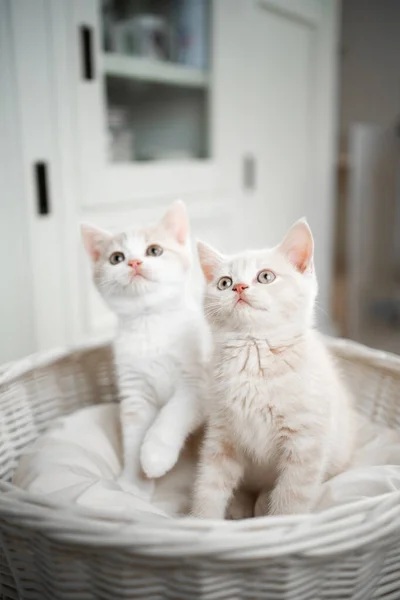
{"left": 81, "top": 201, "right": 208, "bottom": 493}
{"left": 192, "top": 219, "right": 354, "bottom": 518}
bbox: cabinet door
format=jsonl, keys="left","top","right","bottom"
{"left": 70, "top": 0, "right": 221, "bottom": 209}
{"left": 7, "top": 0, "right": 68, "bottom": 353}
{"left": 241, "top": 0, "right": 338, "bottom": 321}
{"left": 0, "top": 0, "right": 35, "bottom": 362}
{"left": 47, "top": 0, "right": 239, "bottom": 341}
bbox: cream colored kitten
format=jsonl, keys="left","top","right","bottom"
{"left": 192, "top": 219, "right": 354, "bottom": 519}
{"left": 81, "top": 201, "right": 209, "bottom": 494}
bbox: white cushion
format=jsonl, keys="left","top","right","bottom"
{"left": 13, "top": 404, "right": 400, "bottom": 518}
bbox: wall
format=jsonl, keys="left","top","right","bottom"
{"left": 0, "top": 0, "right": 34, "bottom": 363}
{"left": 340, "top": 0, "right": 400, "bottom": 139}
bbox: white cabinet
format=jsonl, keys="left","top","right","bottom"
{"left": 72, "top": 0, "right": 219, "bottom": 208}
{"left": 4, "top": 0, "right": 73, "bottom": 354}
{"left": 3, "top": 0, "right": 339, "bottom": 359}
{"left": 50, "top": 0, "right": 236, "bottom": 342}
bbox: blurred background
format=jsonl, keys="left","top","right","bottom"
{"left": 1, "top": 0, "right": 400, "bottom": 364}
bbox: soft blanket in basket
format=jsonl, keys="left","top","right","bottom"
{"left": 13, "top": 403, "right": 400, "bottom": 519}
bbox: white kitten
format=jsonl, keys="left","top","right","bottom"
{"left": 192, "top": 219, "right": 354, "bottom": 519}
{"left": 81, "top": 201, "right": 208, "bottom": 493}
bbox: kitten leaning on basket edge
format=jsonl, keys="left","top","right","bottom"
{"left": 81, "top": 201, "right": 209, "bottom": 495}
{"left": 191, "top": 219, "right": 354, "bottom": 519}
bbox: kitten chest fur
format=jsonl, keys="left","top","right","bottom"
{"left": 115, "top": 307, "right": 201, "bottom": 408}
{"left": 211, "top": 334, "right": 338, "bottom": 469}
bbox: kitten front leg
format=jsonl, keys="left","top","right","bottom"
{"left": 119, "top": 394, "right": 157, "bottom": 492}
{"left": 140, "top": 381, "right": 203, "bottom": 478}
{"left": 268, "top": 434, "right": 326, "bottom": 516}
{"left": 253, "top": 488, "right": 272, "bottom": 518}
{"left": 192, "top": 434, "right": 243, "bottom": 519}
{"left": 226, "top": 488, "right": 255, "bottom": 520}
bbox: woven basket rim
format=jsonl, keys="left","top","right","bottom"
{"left": 0, "top": 481, "right": 399, "bottom": 558}
{"left": 1, "top": 335, "right": 400, "bottom": 558}
{"left": 0, "top": 332, "right": 113, "bottom": 387}
{"left": 2, "top": 334, "right": 399, "bottom": 386}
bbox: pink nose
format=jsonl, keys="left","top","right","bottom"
{"left": 128, "top": 259, "right": 142, "bottom": 269}
{"left": 232, "top": 283, "right": 249, "bottom": 295}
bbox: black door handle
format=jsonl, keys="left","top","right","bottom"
{"left": 34, "top": 162, "right": 50, "bottom": 216}
{"left": 80, "top": 25, "right": 95, "bottom": 81}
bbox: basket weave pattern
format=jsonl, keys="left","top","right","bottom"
{"left": 0, "top": 338, "right": 400, "bottom": 599}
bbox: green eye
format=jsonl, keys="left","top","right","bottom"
{"left": 109, "top": 251, "right": 125, "bottom": 265}
{"left": 257, "top": 269, "right": 276, "bottom": 284}
{"left": 146, "top": 244, "right": 163, "bottom": 257}
{"left": 217, "top": 276, "right": 233, "bottom": 290}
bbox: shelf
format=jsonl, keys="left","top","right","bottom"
{"left": 103, "top": 54, "right": 209, "bottom": 89}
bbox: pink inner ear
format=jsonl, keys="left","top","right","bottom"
{"left": 83, "top": 231, "right": 101, "bottom": 262}
{"left": 162, "top": 202, "right": 189, "bottom": 245}
{"left": 81, "top": 225, "right": 110, "bottom": 263}
{"left": 287, "top": 245, "right": 312, "bottom": 273}
{"left": 197, "top": 241, "right": 222, "bottom": 282}
{"left": 91, "top": 248, "right": 101, "bottom": 262}
{"left": 280, "top": 222, "right": 314, "bottom": 273}
{"left": 201, "top": 262, "right": 215, "bottom": 282}
{"left": 175, "top": 220, "right": 188, "bottom": 245}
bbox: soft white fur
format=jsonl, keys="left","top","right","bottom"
{"left": 192, "top": 220, "right": 354, "bottom": 518}
{"left": 81, "top": 201, "right": 209, "bottom": 493}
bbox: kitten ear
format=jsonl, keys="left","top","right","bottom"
{"left": 161, "top": 200, "right": 189, "bottom": 245}
{"left": 197, "top": 240, "right": 224, "bottom": 282}
{"left": 278, "top": 218, "right": 314, "bottom": 273}
{"left": 80, "top": 223, "right": 111, "bottom": 262}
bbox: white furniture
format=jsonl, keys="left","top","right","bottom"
{"left": 1, "top": 0, "right": 339, "bottom": 358}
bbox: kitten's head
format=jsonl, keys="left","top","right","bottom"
{"left": 81, "top": 201, "right": 191, "bottom": 315}
{"left": 197, "top": 219, "right": 317, "bottom": 341}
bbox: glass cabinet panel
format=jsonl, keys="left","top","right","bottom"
{"left": 101, "top": 0, "right": 211, "bottom": 163}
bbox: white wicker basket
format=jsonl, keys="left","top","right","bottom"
{"left": 0, "top": 337, "right": 400, "bottom": 600}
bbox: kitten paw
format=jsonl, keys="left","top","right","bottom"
{"left": 254, "top": 489, "right": 271, "bottom": 517}
{"left": 140, "top": 432, "right": 180, "bottom": 479}
{"left": 226, "top": 490, "right": 254, "bottom": 520}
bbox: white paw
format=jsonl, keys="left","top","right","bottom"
{"left": 140, "top": 432, "right": 180, "bottom": 479}
{"left": 226, "top": 491, "right": 254, "bottom": 520}
{"left": 254, "top": 490, "right": 271, "bottom": 517}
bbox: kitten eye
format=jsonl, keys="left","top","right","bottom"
{"left": 109, "top": 251, "right": 125, "bottom": 265}
{"left": 257, "top": 269, "right": 276, "bottom": 284}
{"left": 146, "top": 244, "right": 163, "bottom": 257}
{"left": 217, "top": 276, "right": 233, "bottom": 290}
